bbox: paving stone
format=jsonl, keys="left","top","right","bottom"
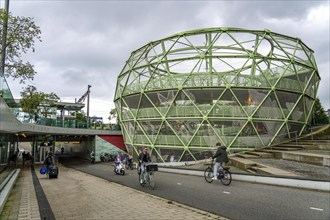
{"left": 2, "top": 165, "right": 226, "bottom": 220}
{"left": 34, "top": 164, "right": 226, "bottom": 220}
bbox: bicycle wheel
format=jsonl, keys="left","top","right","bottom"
{"left": 148, "top": 172, "right": 155, "bottom": 190}
{"left": 220, "top": 169, "right": 232, "bottom": 186}
{"left": 204, "top": 167, "right": 214, "bottom": 183}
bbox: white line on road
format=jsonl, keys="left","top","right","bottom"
{"left": 310, "top": 207, "right": 324, "bottom": 211}
{"left": 223, "top": 191, "right": 231, "bottom": 194}
{"left": 177, "top": 183, "right": 182, "bottom": 185}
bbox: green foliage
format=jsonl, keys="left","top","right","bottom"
{"left": 74, "top": 111, "right": 87, "bottom": 123}
{"left": 0, "top": 9, "right": 41, "bottom": 83}
{"left": 20, "top": 85, "right": 59, "bottom": 118}
{"left": 108, "top": 108, "right": 118, "bottom": 124}
{"left": 312, "top": 98, "right": 329, "bottom": 125}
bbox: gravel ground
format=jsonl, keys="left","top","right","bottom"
{"left": 251, "top": 158, "right": 330, "bottom": 181}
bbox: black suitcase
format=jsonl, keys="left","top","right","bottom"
{"left": 48, "top": 166, "right": 59, "bottom": 179}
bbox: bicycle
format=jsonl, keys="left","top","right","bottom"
{"left": 204, "top": 160, "right": 232, "bottom": 186}
{"left": 138, "top": 163, "right": 158, "bottom": 190}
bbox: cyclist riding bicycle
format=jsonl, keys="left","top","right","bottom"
{"left": 211, "top": 142, "right": 229, "bottom": 180}
{"left": 138, "top": 147, "right": 151, "bottom": 184}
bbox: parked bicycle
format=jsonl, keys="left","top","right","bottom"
{"left": 138, "top": 163, "right": 158, "bottom": 190}
{"left": 204, "top": 160, "right": 232, "bottom": 185}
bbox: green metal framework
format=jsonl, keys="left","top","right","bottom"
{"left": 114, "top": 27, "right": 320, "bottom": 163}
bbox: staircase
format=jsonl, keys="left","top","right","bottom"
{"left": 229, "top": 125, "right": 330, "bottom": 176}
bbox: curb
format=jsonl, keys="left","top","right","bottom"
{"left": 159, "top": 168, "right": 330, "bottom": 192}
{"left": 0, "top": 169, "right": 20, "bottom": 214}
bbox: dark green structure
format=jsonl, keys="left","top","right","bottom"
{"left": 114, "top": 28, "right": 320, "bottom": 162}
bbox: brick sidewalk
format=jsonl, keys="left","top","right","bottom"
{"left": 35, "top": 164, "right": 226, "bottom": 219}
{"left": 1, "top": 164, "right": 227, "bottom": 219}
{"left": 0, "top": 167, "right": 40, "bottom": 220}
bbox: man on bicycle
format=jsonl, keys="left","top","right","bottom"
{"left": 138, "top": 147, "right": 151, "bottom": 184}
{"left": 211, "top": 142, "right": 229, "bottom": 180}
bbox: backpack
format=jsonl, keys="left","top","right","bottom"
{"left": 46, "top": 156, "right": 52, "bottom": 165}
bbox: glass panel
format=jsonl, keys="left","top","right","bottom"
{"left": 208, "top": 120, "right": 235, "bottom": 147}
{"left": 123, "top": 94, "right": 141, "bottom": 118}
{"left": 139, "top": 120, "right": 162, "bottom": 143}
{"left": 134, "top": 122, "right": 152, "bottom": 145}
{"left": 137, "top": 94, "right": 161, "bottom": 119}
{"left": 167, "top": 91, "right": 202, "bottom": 118}
{"left": 255, "top": 92, "right": 283, "bottom": 119}
{"left": 290, "top": 98, "right": 304, "bottom": 122}
{"left": 189, "top": 150, "right": 213, "bottom": 161}
{"left": 167, "top": 119, "right": 202, "bottom": 145}
{"left": 269, "top": 124, "right": 287, "bottom": 146}
{"left": 215, "top": 90, "right": 246, "bottom": 117}
{"left": 276, "top": 91, "right": 301, "bottom": 117}
{"left": 154, "top": 121, "right": 182, "bottom": 147}
{"left": 287, "top": 123, "right": 304, "bottom": 138}
{"left": 153, "top": 148, "right": 185, "bottom": 162}
{"left": 233, "top": 89, "right": 268, "bottom": 117}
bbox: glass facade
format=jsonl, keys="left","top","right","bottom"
{"left": 114, "top": 28, "right": 320, "bottom": 162}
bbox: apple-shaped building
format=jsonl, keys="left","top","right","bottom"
{"left": 114, "top": 28, "right": 320, "bottom": 162}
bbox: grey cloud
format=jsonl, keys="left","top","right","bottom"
{"left": 5, "top": 0, "right": 329, "bottom": 112}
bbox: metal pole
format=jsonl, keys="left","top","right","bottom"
{"left": 0, "top": 0, "right": 10, "bottom": 80}
{"left": 87, "top": 85, "right": 91, "bottom": 128}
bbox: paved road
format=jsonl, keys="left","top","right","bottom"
{"left": 59, "top": 156, "right": 330, "bottom": 220}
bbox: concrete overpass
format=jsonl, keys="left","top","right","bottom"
{"left": 0, "top": 97, "right": 124, "bottom": 164}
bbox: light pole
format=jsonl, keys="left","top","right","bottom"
{"left": 87, "top": 85, "right": 91, "bottom": 128}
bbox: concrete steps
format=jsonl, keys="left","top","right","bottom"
{"left": 270, "top": 146, "right": 303, "bottom": 151}
{"left": 230, "top": 156, "right": 299, "bottom": 177}
{"left": 235, "top": 153, "right": 260, "bottom": 159}
{"left": 280, "top": 151, "right": 330, "bottom": 167}
{"left": 244, "top": 151, "right": 273, "bottom": 158}
{"left": 229, "top": 156, "right": 257, "bottom": 170}
{"left": 249, "top": 164, "right": 300, "bottom": 177}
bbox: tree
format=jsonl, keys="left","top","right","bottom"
{"left": 72, "top": 111, "right": 87, "bottom": 128}
{"left": 0, "top": 9, "right": 41, "bottom": 83}
{"left": 108, "top": 108, "right": 118, "bottom": 123}
{"left": 108, "top": 108, "right": 121, "bottom": 130}
{"left": 20, "top": 85, "right": 59, "bottom": 121}
{"left": 312, "top": 97, "right": 329, "bottom": 125}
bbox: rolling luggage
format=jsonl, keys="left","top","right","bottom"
{"left": 48, "top": 166, "right": 59, "bottom": 179}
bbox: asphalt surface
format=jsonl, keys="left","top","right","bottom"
{"left": 59, "top": 155, "right": 330, "bottom": 220}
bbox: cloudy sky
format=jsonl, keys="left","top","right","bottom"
{"left": 3, "top": 0, "right": 329, "bottom": 122}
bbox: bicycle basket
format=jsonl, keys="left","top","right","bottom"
{"left": 146, "top": 164, "right": 158, "bottom": 172}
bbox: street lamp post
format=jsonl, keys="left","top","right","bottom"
{"left": 87, "top": 85, "right": 91, "bottom": 128}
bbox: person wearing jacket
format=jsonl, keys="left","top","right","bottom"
{"left": 43, "top": 151, "right": 54, "bottom": 174}
{"left": 211, "top": 142, "right": 229, "bottom": 180}
{"left": 138, "top": 147, "right": 151, "bottom": 184}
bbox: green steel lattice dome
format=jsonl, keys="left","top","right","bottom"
{"left": 114, "top": 27, "right": 320, "bottom": 163}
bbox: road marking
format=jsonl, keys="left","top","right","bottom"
{"left": 310, "top": 207, "right": 323, "bottom": 211}
{"left": 223, "top": 191, "right": 231, "bottom": 194}
{"left": 177, "top": 183, "right": 182, "bottom": 185}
